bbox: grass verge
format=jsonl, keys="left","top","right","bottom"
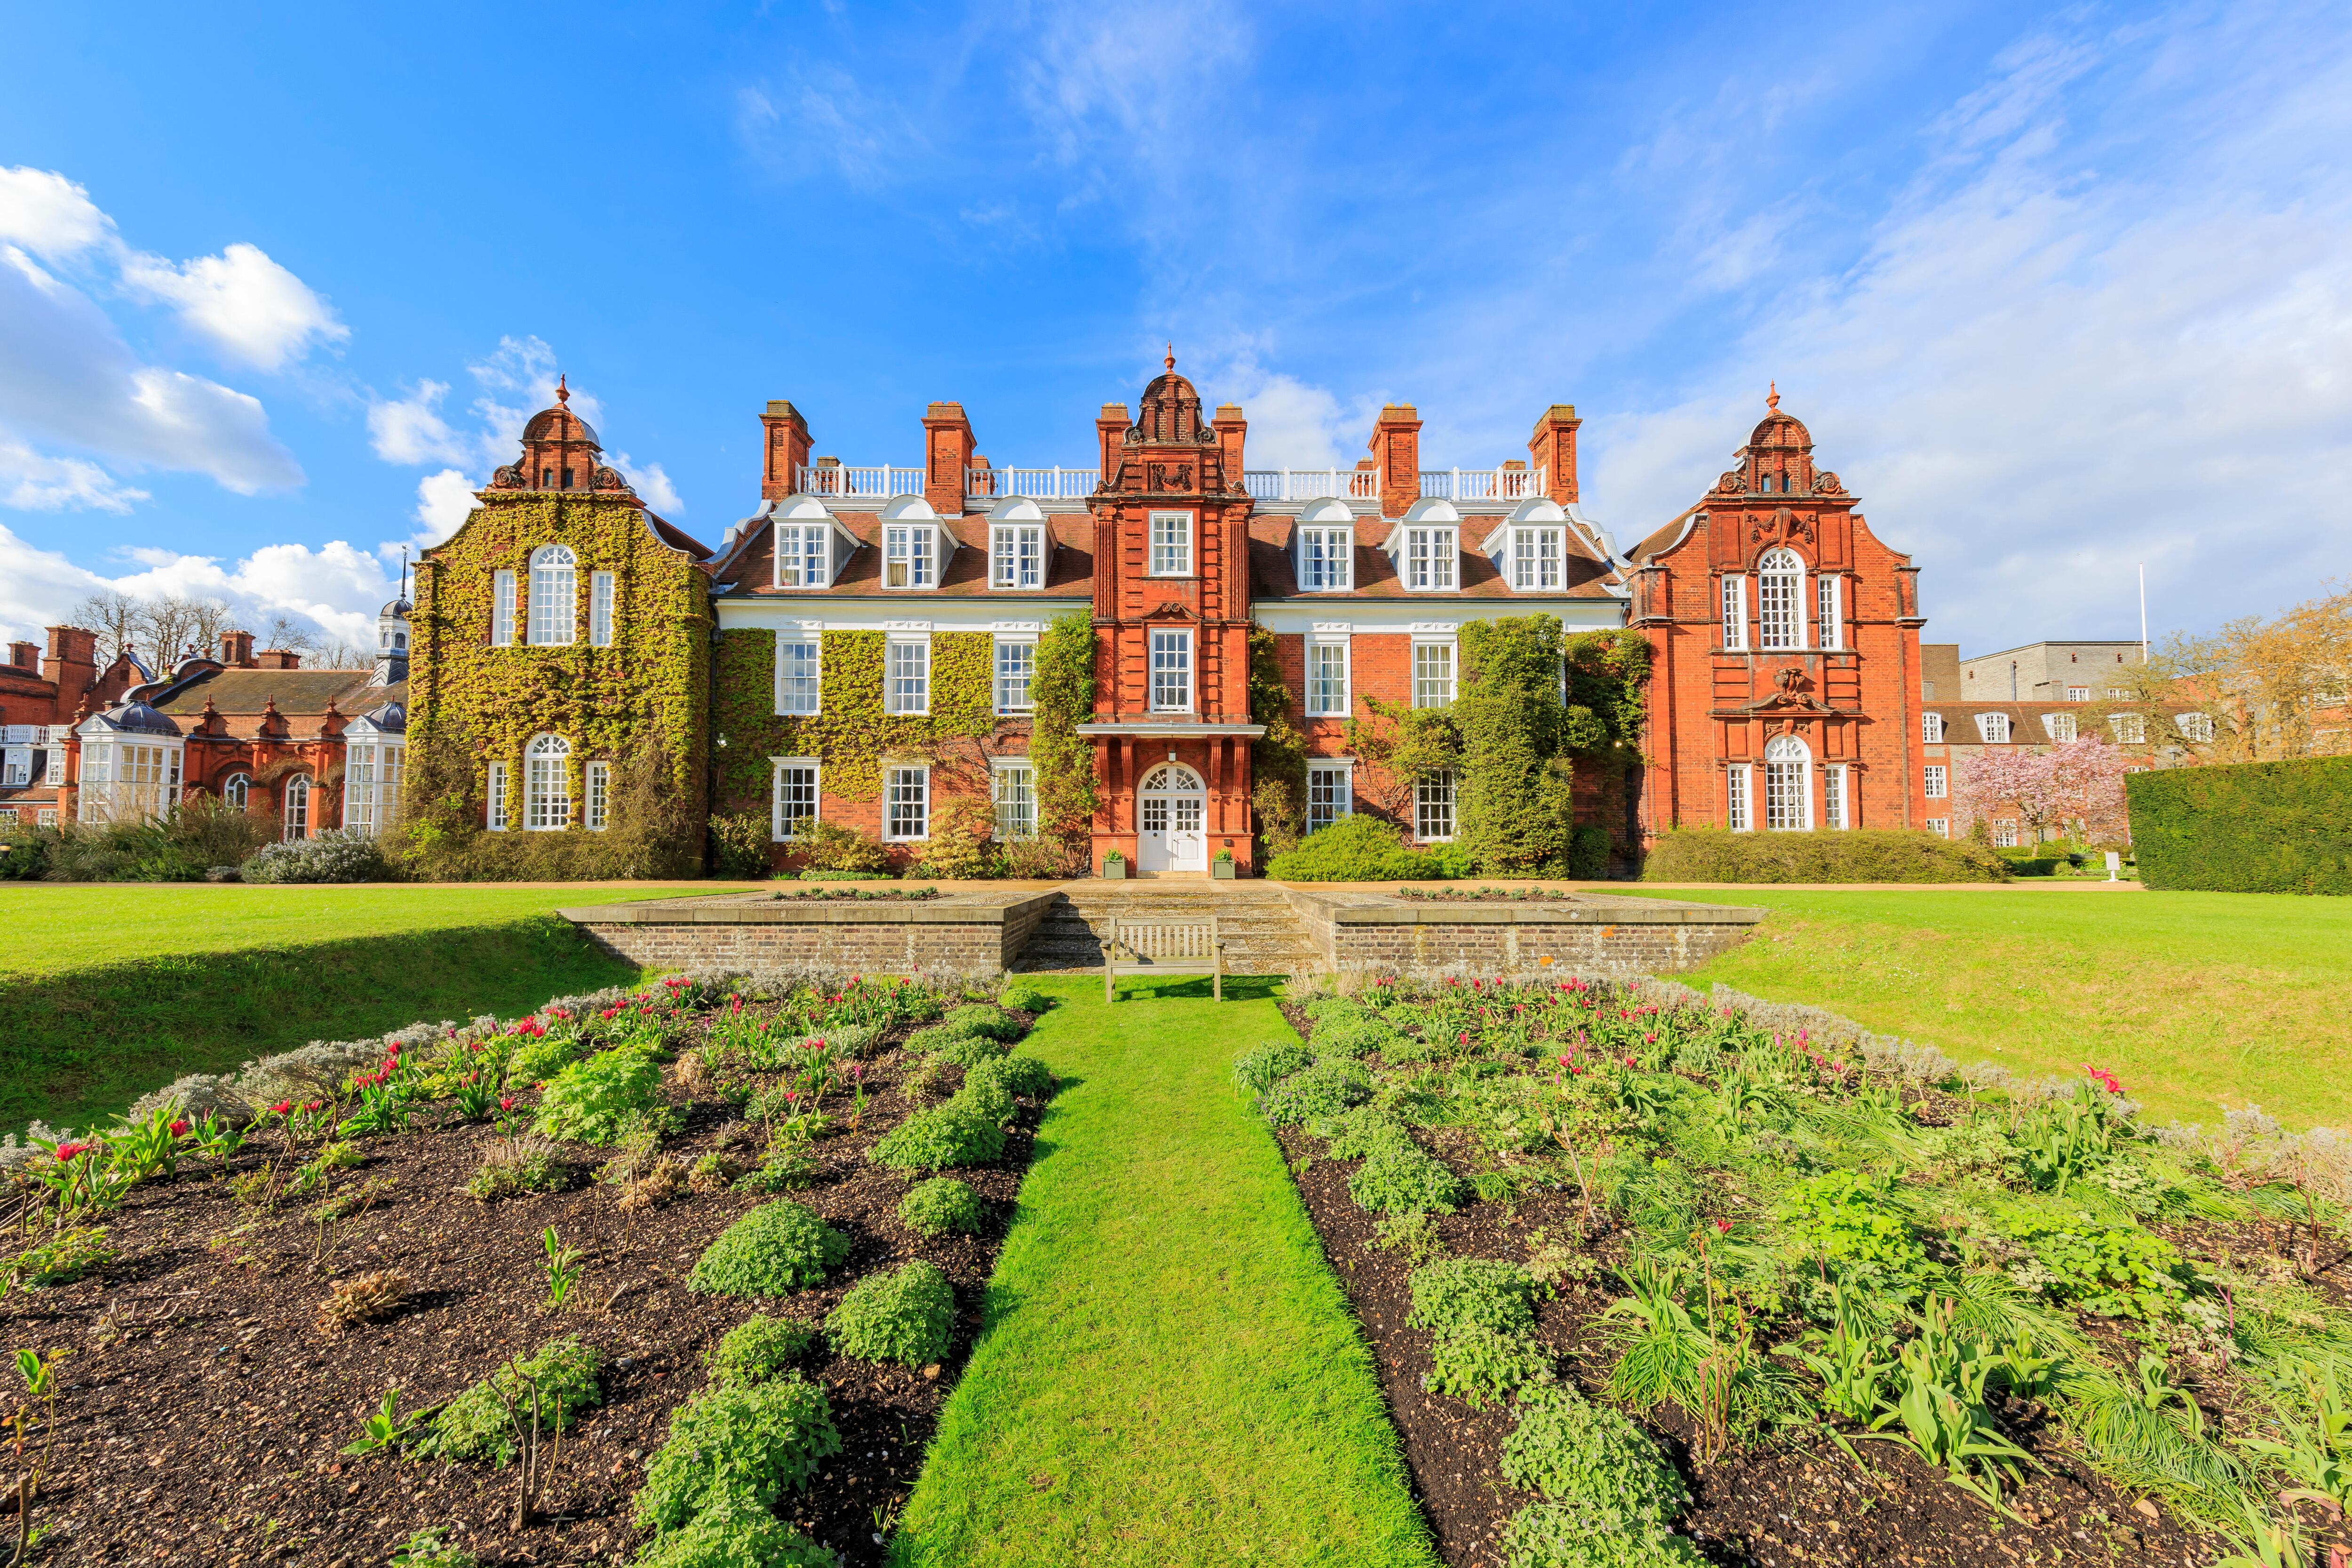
{"left": 1619, "top": 886, "right": 2352, "bottom": 1128}
{"left": 892, "top": 974, "right": 1438, "bottom": 1568}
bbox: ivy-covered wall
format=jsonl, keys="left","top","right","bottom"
{"left": 407, "top": 494, "right": 711, "bottom": 830}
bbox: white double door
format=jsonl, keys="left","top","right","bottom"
{"left": 1137, "top": 763, "right": 1207, "bottom": 874}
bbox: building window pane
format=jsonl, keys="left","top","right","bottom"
{"left": 2112, "top": 713, "right": 2146, "bottom": 744}
{"left": 1150, "top": 512, "right": 1192, "bottom": 576}
{"left": 777, "top": 639, "right": 822, "bottom": 715}
{"left": 1757, "top": 548, "right": 1804, "bottom": 649}
{"left": 993, "top": 762, "right": 1036, "bottom": 840}
{"left": 773, "top": 762, "right": 818, "bottom": 841}
{"left": 993, "top": 525, "right": 1043, "bottom": 589}
{"left": 1922, "top": 712, "right": 1944, "bottom": 744}
{"left": 885, "top": 766, "right": 929, "bottom": 841}
{"left": 1727, "top": 764, "right": 1751, "bottom": 831}
{"left": 996, "top": 640, "right": 1035, "bottom": 711}
{"left": 1511, "top": 527, "right": 1561, "bottom": 589}
{"left": 1926, "top": 817, "right": 1949, "bottom": 837}
{"left": 1977, "top": 712, "right": 2011, "bottom": 743}
{"left": 529, "top": 544, "right": 577, "bottom": 645}
{"left": 524, "top": 734, "right": 572, "bottom": 830}
{"left": 1307, "top": 641, "right": 1349, "bottom": 717}
{"left": 2043, "top": 712, "right": 2077, "bottom": 742}
{"left": 2177, "top": 712, "right": 2214, "bottom": 743}
{"left": 2066, "top": 685, "right": 2090, "bottom": 701}
{"left": 486, "top": 761, "right": 508, "bottom": 830}
{"left": 778, "top": 524, "right": 828, "bottom": 589}
{"left": 493, "top": 571, "right": 516, "bottom": 647}
{"left": 1763, "top": 736, "right": 1811, "bottom": 830}
{"left": 1302, "top": 528, "right": 1351, "bottom": 590}
{"left": 1721, "top": 573, "right": 1748, "bottom": 651}
{"left": 1406, "top": 528, "right": 1456, "bottom": 590}
{"left": 1307, "top": 763, "right": 1351, "bottom": 833}
{"left": 590, "top": 572, "right": 615, "bottom": 646}
{"left": 887, "top": 639, "right": 930, "bottom": 715}
{"left": 282, "top": 774, "right": 310, "bottom": 841}
{"left": 1993, "top": 818, "right": 2019, "bottom": 848}
{"left": 585, "top": 761, "right": 610, "bottom": 831}
{"left": 1924, "top": 764, "right": 1947, "bottom": 799}
{"left": 223, "top": 772, "right": 249, "bottom": 810}
{"left": 1816, "top": 575, "right": 1841, "bottom": 650}
{"left": 381, "top": 745, "right": 403, "bottom": 835}
{"left": 1413, "top": 642, "right": 1455, "bottom": 708}
{"left": 1823, "top": 762, "right": 1846, "bottom": 829}
{"left": 345, "top": 744, "right": 376, "bottom": 836}
{"left": 1415, "top": 771, "right": 1455, "bottom": 841}
{"left": 885, "top": 526, "right": 933, "bottom": 589}
{"left": 1150, "top": 630, "right": 1192, "bottom": 711}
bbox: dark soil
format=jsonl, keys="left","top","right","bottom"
{"left": 0, "top": 1006, "right": 1043, "bottom": 1566}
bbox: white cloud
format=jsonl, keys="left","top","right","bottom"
{"left": 0, "top": 435, "right": 148, "bottom": 513}
{"left": 119, "top": 241, "right": 349, "bottom": 372}
{"left": 405, "top": 468, "right": 479, "bottom": 552}
{"left": 609, "top": 453, "right": 683, "bottom": 515}
{"left": 367, "top": 379, "right": 471, "bottom": 466}
{"left": 1193, "top": 350, "right": 1375, "bottom": 472}
{"left": 0, "top": 167, "right": 111, "bottom": 260}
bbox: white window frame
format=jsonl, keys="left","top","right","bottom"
{"left": 1306, "top": 759, "right": 1354, "bottom": 834}
{"left": 585, "top": 760, "right": 610, "bottom": 831}
{"left": 1149, "top": 629, "right": 1193, "bottom": 713}
{"left": 1763, "top": 735, "right": 1812, "bottom": 831}
{"left": 1823, "top": 762, "right": 1848, "bottom": 829}
{"left": 486, "top": 760, "right": 509, "bottom": 830}
{"left": 994, "top": 636, "right": 1036, "bottom": 713}
{"left": 992, "top": 757, "right": 1037, "bottom": 841}
{"left": 2042, "top": 712, "right": 2077, "bottom": 743}
{"left": 222, "top": 772, "right": 250, "bottom": 810}
{"left": 1720, "top": 574, "right": 1748, "bottom": 651}
{"left": 1816, "top": 574, "right": 1842, "bottom": 651}
{"left": 1921, "top": 712, "right": 1944, "bottom": 744}
{"left": 1404, "top": 527, "right": 1457, "bottom": 591}
{"left": 1414, "top": 770, "right": 1456, "bottom": 843}
{"left": 992, "top": 524, "right": 1045, "bottom": 590}
{"left": 493, "top": 570, "right": 517, "bottom": 647}
{"left": 1727, "top": 764, "right": 1752, "bottom": 831}
{"left": 1757, "top": 548, "right": 1806, "bottom": 651}
{"left": 1926, "top": 817, "right": 1950, "bottom": 838}
{"left": 528, "top": 544, "right": 578, "bottom": 646}
{"left": 884, "top": 525, "right": 936, "bottom": 590}
{"left": 1993, "top": 819, "right": 2020, "bottom": 849}
{"left": 2177, "top": 712, "right": 2214, "bottom": 743}
{"left": 1924, "top": 764, "right": 1948, "bottom": 800}
{"left": 771, "top": 757, "right": 819, "bottom": 842}
{"left": 77, "top": 737, "right": 184, "bottom": 826}
{"left": 281, "top": 774, "right": 310, "bottom": 841}
{"left": 1510, "top": 526, "right": 1562, "bottom": 590}
{"left": 589, "top": 572, "right": 615, "bottom": 647}
{"left": 1976, "top": 712, "right": 2011, "bottom": 744}
{"left": 344, "top": 743, "right": 377, "bottom": 836}
{"left": 1299, "top": 527, "right": 1352, "bottom": 590}
{"left": 2066, "top": 685, "right": 2090, "bottom": 702}
{"left": 1412, "top": 638, "right": 1456, "bottom": 708}
{"left": 36, "top": 809, "right": 55, "bottom": 827}
{"left": 1306, "top": 637, "right": 1351, "bottom": 718}
{"left": 524, "top": 733, "right": 572, "bottom": 830}
{"left": 776, "top": 523, "right": 831, "bottom": 589}
{"left": 1149, "top": 511, "right": 1193, "bottom": 577}
{"left": 886, "top": 637, "right": 931, "bottom": 716}
{"left": 776, "top": 635, "right": 822, "bottom": 716}
{"left": 884, "top": 764, "right": 930, "bottom": 842}
{"left": 2111, "top": 713, "right": 2147, "bottom": 744}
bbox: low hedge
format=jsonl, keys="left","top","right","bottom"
{"left": 1640, "top": 828, "right": 2008, "bottom": 884}
{"left": 1265, "top": 814, "right": 1472, "bottom": 883}
{"left": 2127, "top": 756, "right": 2352, "bottom": 893}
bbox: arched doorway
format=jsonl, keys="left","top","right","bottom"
{"left": 1137, "top": 762, "right": 1207, "bottom": 874}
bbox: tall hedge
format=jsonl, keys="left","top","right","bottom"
{"left": 1641, "top": 828, "right": 2009, "bottom": 884}
{"left": 2126, "top": 756, "right": 2352, "bottom": 894}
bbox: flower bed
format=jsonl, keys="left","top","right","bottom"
{"left": 1252, "top": 974, "right": 2352, "bottom": 1568}
{"left": 1394, "top": 885, "right": 1582, "bottom": 903}
{"left": 0, "top": 966, "right": 1058, "bottom": 1565}
{"left": 770, "top": 887, "right": 945, "bottom": 903}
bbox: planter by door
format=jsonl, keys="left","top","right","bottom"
{"left": 1136, "top": 762, "right": 1208, "bottom": 874}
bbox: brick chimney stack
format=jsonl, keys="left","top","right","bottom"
{"left": 1371, "top": 405, "right": 1422, "bottom": 517}
{"left": 8, "top": 641, "right": 36, "bottom": 671}
{"left": 1096, "top": 404, "right": 1129, "bottom": 485}
{"left": 221, "top": 629, "right": 256, "bottom": 668}
{"left": 920, "top": 403, "right": 976, "bottom": 516}
{"left": 41, "top": 626, "right": 97, "bottom": 710}
{"left": 1213, "top": 404, "right": 1248, "bottom": 487}
{"left": 759, "top": 400, "right": 812, "bottom": 501}
{"left": 1529, "top": 404, "right": 1581, "bottom": 505}
{"left": 255, "top": 649, "right": 302, "bottom": 671}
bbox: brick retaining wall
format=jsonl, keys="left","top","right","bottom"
{"left": 560, "top": 891, "right": 1059, "bottom": 977}
{"left": 1282, "top": 890, "right": 1761, "bottom": 975}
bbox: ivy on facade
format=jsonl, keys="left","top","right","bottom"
{"left": 1248, "top": 623, "right": 1308, "bottom": 859}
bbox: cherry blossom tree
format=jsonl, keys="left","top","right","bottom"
{"left": 2046, "top": 736, "right": 2133, "bottom": 842}
{"left": 1955, "top": 746, "right": 2063, "bottom": 843}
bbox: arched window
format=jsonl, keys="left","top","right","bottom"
{"left": 529, "top": 544, "right": 577, "bottom": 645}
{"left": 1756, "top": 548, "right": 1805, "bottom": 649}
{"left": 1763, "top": 734, "right": 1812, "bottom": 831}
{"left": 222, "top": 772, "right": 250, "bottom": 811}
{"left": 283, "top": 775, "right": 311, "bottom": 841}
{"left": 524, "top": 733, "right": 572, "bottom": 830}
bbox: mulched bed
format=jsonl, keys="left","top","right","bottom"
{"left": 1269, "top": 1002, "right": 2350, "bottom": 1568}
{"left": 1, "top": 1003, "right": 1043, "bottom": 1566}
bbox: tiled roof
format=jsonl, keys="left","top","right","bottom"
{"left": 713, "top": 510, "right": 1097, "bottom": 599}
{"left": 1246, "top": 516, "right": 1624, "bottom": 601}
{"left": 149, "top": 668, "right": 380, "bottom": 717}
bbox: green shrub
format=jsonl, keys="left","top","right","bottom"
{"left": 899, "top": 1176, "right": 985, "bottom": 1237}
{"left": 1502, "top": 1384, "right": 1689, "bottom": 1527}
{"left": 1350, "top": 1140, "right": 1468, "bottom": 1216}
{"left": 634, "top": 1494, "right": 843, "bottom": 1568}
{"left": 944, "top": 1003, "right": 1024, "bottom": 1042}
{"left": 709, "top": 1314, "right": 818, "bottom": 1385}
{"left": 1264, "top": 813, "right": 1470, "bottom": 882}
{"left": 688, "top": 1203, "right": 851, "bottom": 1296}
{"left": 1301, "top": 995, "right": 1367, "bottom": 1024}
{"left": 826, "top": 1259, "right": 955, "bottom": 1366}
{"left": 1567, "top": 825, "right": 1613, "bottom": 881}
{"left": 1426, "top": 1321, "right": 1553, "bottom": 1409}
{"left": 1408, "top": 1258, "right": 1539, "bottom": 1339}
{"left": 1257, "top": 1059, "right": 1372, "bottom": 1126}
{"left": 1999, "top": 1211, "right": 2197, "bottom": 1320}
{"left": 1500, "top": 1503, "right": 1703, "bottom": 1568}
{"left": 633, "top": 1374, "right": 841, "bottom": 1532}
{"left": 1640, "top": 827, "right": 2008, "bottom": 884}
{"left": 709, "top": 812, "right": 772, "bottom": 879}
{"left": 997, "top": 982, "right": 1051, "bottom": 1013}
{"left": 2127, "top": 755, "right": 2352, "bottom": 893}
{"left": 532, "top": 1046, "right": 664, "bottom": 1146}
{"left": 963, "top": 1054, "right": 1054, "bottom": 1103}
{"left": 1312, "top": 1105, "right": 1414, "bottom": 1159}
{"left": 1232, "top": 1040, "right": 1315, "bottom": 1095}
{"left": 241, "top": 828, "right": 393, "bottom": 884}
{"left": 924, "top": 1033, "right": 1012, "bottom": 1069}
{"left": 505, "top": 1029, "right": 593, "bottom": 1086}
{"left": 415, "top": 1337, "right": 603, "bottom": 1465}
{"left": 1312, "top": 1014, "right": 1404, "bottom": 1060}
{"left": 1772, "top": 1170, "right": 1930, "bottom": 1292}
{"left": 869, "top": 1098, "right": 1006, "bottom": 1172}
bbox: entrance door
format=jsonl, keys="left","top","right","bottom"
{"left": 1136, "top": 763, "right": 1208, "bottom": 873}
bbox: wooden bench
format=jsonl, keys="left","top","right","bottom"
{"left": 1100, "top": 914, "right": 1225, "bottom": 1003}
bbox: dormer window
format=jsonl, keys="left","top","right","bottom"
{"left": 1510, "top": 527, "right": 1561, "bottom": 590}
{"left": 1405, "top": 527, "right": 1457, "bottom": 591}
{"left": 777, "top": 522, "right": 831, "bottom": 589}
{"left": 884, "top": 525, "right": 936, "bottom": 589}
{"left": 992, "top": 524, "right": 1045, "bottom": 589}
{"left": 1976, "top": 712, "right": 2011, "bottom": 744}
{"left": 1300, "top": 526, "right": 1352, "bottom": 590}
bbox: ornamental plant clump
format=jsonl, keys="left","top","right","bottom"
{"left": 942, "top": 1003, "right": 1025, "bottom": 1042}
{"left": 1999, "top": 1211, "right": 2199, "bottom": 1320}
{"left": 869, "top": 1095, "right": 1007, "bottom": 1173}
{"left": 531, "top": 1046, "right": 664, "bottom": 1146}
{"left": 633, "top": 1492, "right": 844, "bottom": 1568}
{"left": 922, "top": 1032, "right": 1012, "bottom": 1069}
{"left": 898, "top": 1176, "right": 985, "bottom": 1237}
{"left": 826, "top": 1259, "right": 956, "bottom": 1367}
{"left": 1231, "top": 1040, "right": 1315, "bottom": 1097}
{"left": 688, "top": 1202, "right": 852, "bottom": 1296}
{"left": 708, "top": 1314, "right": 820, "bottom": 1385}
{"left": 997, "top": 981, "right": 1051, "bottom": 1013}
{"left": 1256, "top": 1059, "right": 1372, "bottom": 1127}
{"left": 1502, "top": 1384, "right": 1691, "bottom": 1533}
{"left": 414, "top": 1337, "right": 604, "bottom": 1465}
{"left": 1427, "top": 1321, "right": 1554, "bottom": 1409}
{"left": 633, "top": 1373, "right": 842, "bottom": 1533}
{"left": 962, "top": 1053, "right": 1054, "bottom": 1104}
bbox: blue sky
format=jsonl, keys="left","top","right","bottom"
{"left": 2, "top": 0, "right": 2347, "bottom": 657}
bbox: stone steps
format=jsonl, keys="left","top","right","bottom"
{"left": 1015, "top": 884, "right": 1319, "bottom": 973}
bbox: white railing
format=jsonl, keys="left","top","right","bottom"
{"left": 797, "top": 463, "right": 924, "bottom": 499}
{"left": 966, "top": 466, "right": 1097, "bottom": 499}
{"left": 1419, "top": 466, "right": 1546, "bottom": 501}
{"left": 1242, "top": 468, "right": 1383, "bottom": 502}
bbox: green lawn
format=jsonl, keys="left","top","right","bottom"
{"left": 0, "top": 882, "right": 725, "bottom": 1137}
{"left": 1620, "top": 887, "right": 2352, "bottom": 1129}
{"left": 895, "top": 974, "right": 1437, "bottom": 1568}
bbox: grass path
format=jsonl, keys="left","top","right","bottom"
{"left": 893, "top": 974, "right": 1436, "bottom": 1568}
{"left": 1616, "top": 887, "right": 2352, "bottom": 1128}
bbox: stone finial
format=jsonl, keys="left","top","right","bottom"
{"left": 1767, "top": 381, "right": 1780, "bottom": 411}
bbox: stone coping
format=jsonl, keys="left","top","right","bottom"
{"left": 558, "top": 889, "right": 1061, "bottom": 927}
{"left": 1283, "top": 888, "right": 1763, "bottom": 927}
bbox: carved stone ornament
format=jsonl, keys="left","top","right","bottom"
{"left": 1739, "top": 666, "right": 1832, "bottom": 715}
{"left": 1813, "top": 470, "right": 1844, "bottom": 495}
{"left": 1748, "top": 507, "right": 1816, "bottom": 550}
{"left": 1714, "top": 470, "right": 1745, "bottom": 495}
{"left": 591, "top": 465, "right": 629, "bottom": 492}
{"left": 489, "top": 464, "right": 526, "bottom": 490}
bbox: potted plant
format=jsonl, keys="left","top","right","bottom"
{"left": 1102, "top": 849, "right": 1128, "bottom": 881}
{"left": 1211, "top": 847, "right": 1237, "bottom": 880}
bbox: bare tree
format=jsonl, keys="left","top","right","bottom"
{"left": 140, "top": 595, "right": 239, "bottom": 667}
{"left": 312, "top": 638, "right": 373, "bottom": 669}
{"left": 69, "top": 590, "right": 145, "bottom": 663}
{"left": 261, "top": 614, "right": 318, "bottom": 655}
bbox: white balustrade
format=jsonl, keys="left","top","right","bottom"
{"left": 1417, "top": 467, "right": 1547, "bottom": 501}
{"left": 796, "top": 464, "right": 924, "bottom": 499}
{"left": 1241, "top": 468, "right": 1384, "bottom": 501}
{"left": 966, "top": 466, "right": 1097, "bottom": 499}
